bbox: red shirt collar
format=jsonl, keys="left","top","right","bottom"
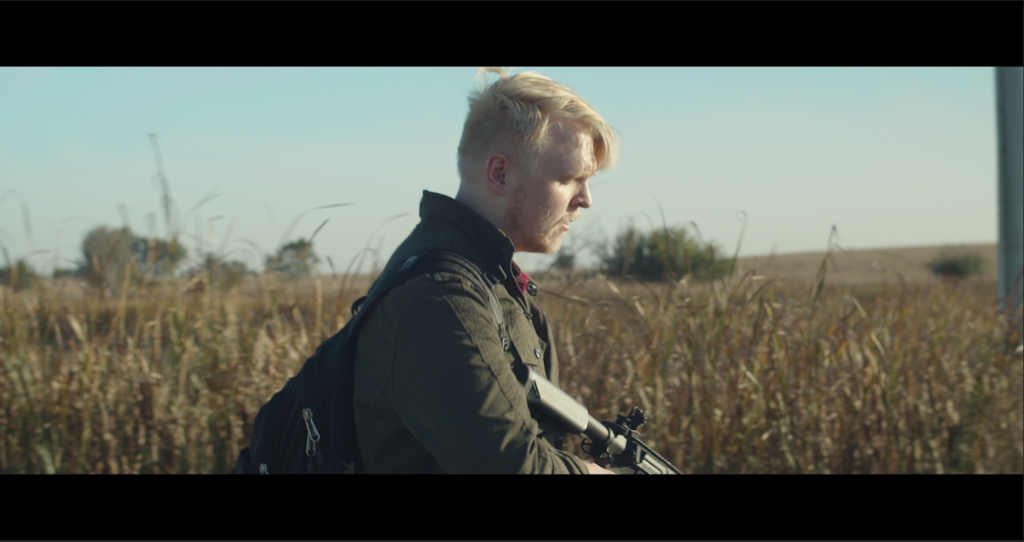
{"left": 511, "top": 260, "right": 530, "bottom": 294}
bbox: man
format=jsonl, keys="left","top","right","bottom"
{"left": 352, "top": 67, "right": 619, "bottom": 473}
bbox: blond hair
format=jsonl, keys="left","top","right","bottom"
{"left": 457, "top": 67, "right": 620, "bottom": 182}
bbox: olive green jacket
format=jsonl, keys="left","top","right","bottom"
{"left": 352, "top": 190, "right": 589, "bottom": 474}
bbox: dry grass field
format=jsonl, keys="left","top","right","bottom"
{"left": 1, "top": 243, "right": 1020, "bottom": 474}
{"left": 733, "top": 243, "right": 999, "bottom": 285}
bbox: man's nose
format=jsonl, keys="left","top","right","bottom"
{"left": 574, "top": 182, "right": 592, "bottom": 209}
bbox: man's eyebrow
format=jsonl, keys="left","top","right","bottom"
{"left": 561, "top": 167, "right": 593, "bottom": 179}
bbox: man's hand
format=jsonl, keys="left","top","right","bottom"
{"left": 584, "top": 460, "right": 615, "bottom": 474}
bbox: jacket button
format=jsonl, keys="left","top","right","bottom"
{"left": 534, "top": 349, "right": 542, "bottom": 359}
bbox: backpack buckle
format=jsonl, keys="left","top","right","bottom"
{"left": 399, "top": 255, "right": 419, "bottom": 271}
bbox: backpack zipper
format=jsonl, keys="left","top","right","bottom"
{"left": 302, "top": 408, "right": 321, "bottom": 459}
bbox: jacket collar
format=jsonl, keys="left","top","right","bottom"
{"left": 418, "top": 190, "right": 516, "bottom": 279}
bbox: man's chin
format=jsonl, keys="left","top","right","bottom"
{"left": 516, "top": 241, "right": 560, "bottom": 254}
{"left": 515, "top": 231, "right": 563, "bottom": 254}
{"left": 542, "top": 238, "right": 562, "bottom": 254}
{"left": 519, "top": 246, "right": 560, "bottom": 255}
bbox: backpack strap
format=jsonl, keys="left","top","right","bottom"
{"left": 350, "top": 249, "right": 508, "bottom": 349}
{"left": 414, "top": 250, "right": 509, "bottom": 351}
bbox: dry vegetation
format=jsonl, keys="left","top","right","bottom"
{"left": 734, "top": 243, "right": 998, "bottom": 284}
{"left": 1, "top": 248, "right": 1021, "bottom": 474}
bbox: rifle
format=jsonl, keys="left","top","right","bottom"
{"left": 514, "top": 364, "right": 684, "bottom": 475}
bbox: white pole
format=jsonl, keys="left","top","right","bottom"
{"left": 995, "top": 67, "right": 1023, "bottom": 315}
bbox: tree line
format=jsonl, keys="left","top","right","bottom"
{"left": 1, "top": 222, "right": 988, "bottom": 292}
{"left": 0, "top": 225, "right": 321, "bottom": 292}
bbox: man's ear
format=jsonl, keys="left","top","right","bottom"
{"left": 484, "top": 154, "right": 510, "bottom": 196}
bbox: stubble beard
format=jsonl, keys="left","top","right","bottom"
{"left": 507, "top": 190, "right": 562, "bottom": 254}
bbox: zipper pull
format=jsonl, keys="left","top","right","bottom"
{"left": 303, "top": 408, "right": 321, "bottom": 457}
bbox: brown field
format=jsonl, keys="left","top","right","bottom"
{"left": 1, "top": 243, "right": 1020, "bottom": 474}
{"left": 733, "top": 243, "right": 999, "bottom": 285}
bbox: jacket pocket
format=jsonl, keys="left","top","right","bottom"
{"left": 507, "top": 313, "right": 546, "bottom": 377}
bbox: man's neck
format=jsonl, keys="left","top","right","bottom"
{"left": 454, "top": 185, "right": 532, "bottom": 283}
{"left": 455, "top": 184, "right": 507, "bottom": 240}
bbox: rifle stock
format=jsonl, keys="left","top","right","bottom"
{"left": 514, "top": 365, "right": 684, "bottom": 475}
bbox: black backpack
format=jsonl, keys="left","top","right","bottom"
{"left": 231, "top": 248, "right": 510, "bottom": 474}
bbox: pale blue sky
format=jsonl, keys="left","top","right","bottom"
{"left": 0, "top": 67, "right": 998, "bottom": 274}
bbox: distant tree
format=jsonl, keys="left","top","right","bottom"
{"left": 596, "top": 222, "right": 733, "bottom": 282}
{"left": 595, "top": 222, "right": 640, "bottom": 278}
{"left": 0, "top": 259, "right": 37, "bottom": 290}
{"left": 131, "top": 236, "right": 187, "bottom": 276}
{"left": 78, "top": 226, "right": 187, "bottom": 292}
{"left": 265, "top": 238, "right": 320, "bottom": 276}
{"left": 193, "top": 253, "right": 249, "bottom": 291}
{"left": 928, "top": 249, "right": 984, "bottom": 279}
{"left": 79, "top": 226, "right": 135, "bottom": 292}
{"left": 549, "top": 247, "right": 576, "bottom": 273}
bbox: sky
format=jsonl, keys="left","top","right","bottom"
{"left": 0, "top": 67, "right": 1000, "bottom": 275}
